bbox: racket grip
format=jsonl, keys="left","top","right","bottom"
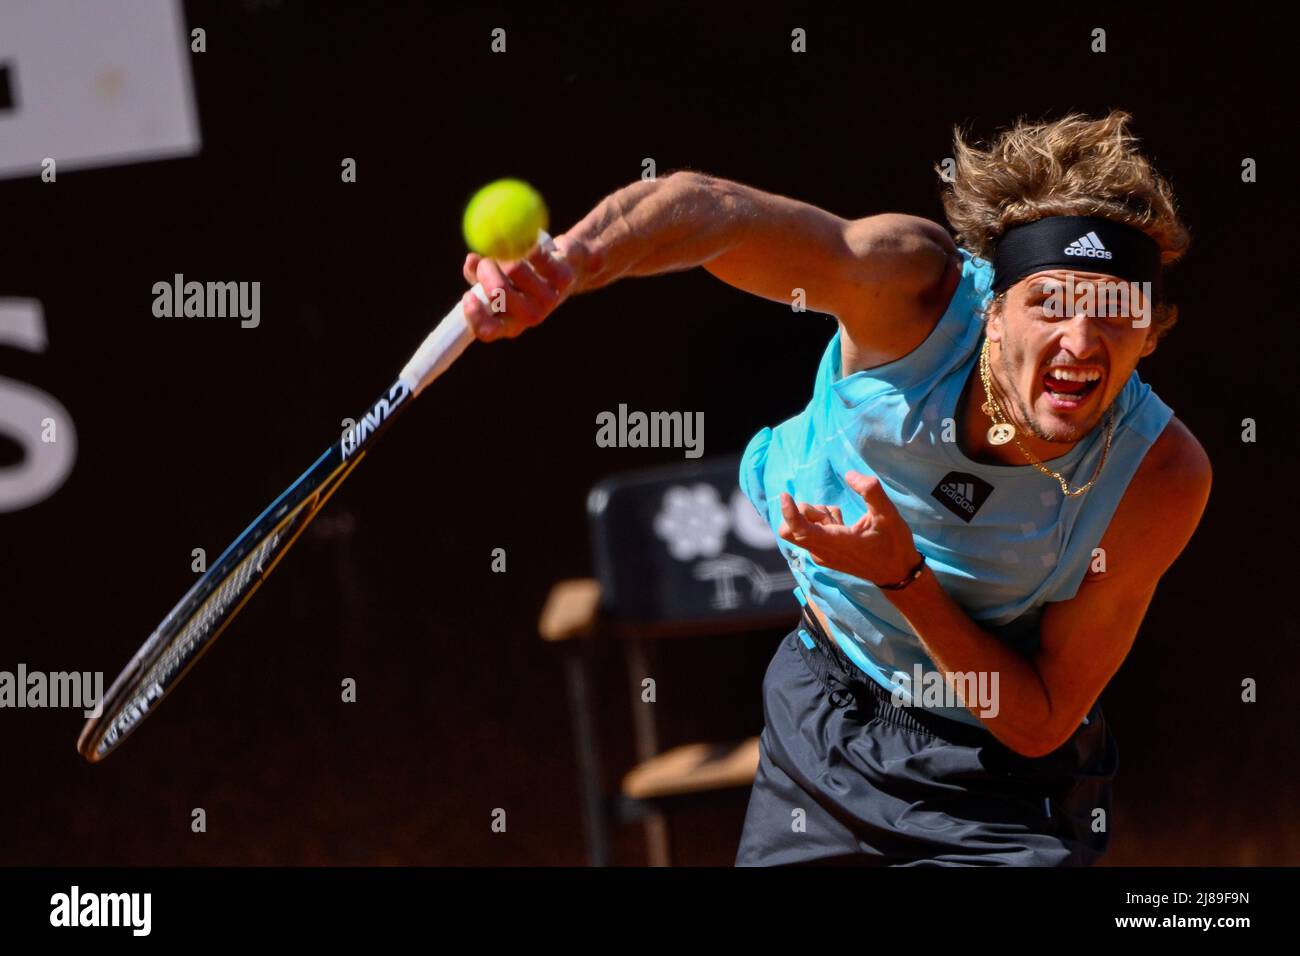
{"left": 399, "top": 285, "right": 484, "bottom": 396}
{"left": 399, "top": 231, "right": 560, "bottom": 396}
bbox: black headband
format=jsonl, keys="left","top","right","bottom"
{"left": 990, "top": 215, "right": 1162, "bottom": 298}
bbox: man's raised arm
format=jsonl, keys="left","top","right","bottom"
{"left": 459, "top": 171, "right": 959, "bottom": 366}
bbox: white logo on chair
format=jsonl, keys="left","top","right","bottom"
{"left": 654, "top": 484, "right": 731, "bottom": 560}
{"left": 653, "top": 484, "right": 795, "bottom": 610}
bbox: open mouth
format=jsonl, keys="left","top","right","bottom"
{"left": 1041, "top": 367, "right": 1102, "bottom": 409}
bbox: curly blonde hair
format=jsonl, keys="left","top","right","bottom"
{"left": 939, "top": 110, "right": 1189, "bottom": 342}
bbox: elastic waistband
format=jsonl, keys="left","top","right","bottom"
{"left": 797, "top": 606, "right": 999, "bottom": 748}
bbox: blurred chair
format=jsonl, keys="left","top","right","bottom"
{"left": 538, "top": 455, "right": 798, "bottom": 866}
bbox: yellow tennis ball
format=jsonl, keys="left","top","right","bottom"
{"left": 462, "top": 178, "right": 549, "bottom": 260}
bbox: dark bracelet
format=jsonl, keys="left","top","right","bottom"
{"left": 877, "top": 554, "right": 927, "bottom": 591}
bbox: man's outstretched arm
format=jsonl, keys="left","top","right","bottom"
{"left": 458, "top": 171, "right": 958, "bottom": 368}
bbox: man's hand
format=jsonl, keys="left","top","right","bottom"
{"left": 777, "top": 471, "right": 922, "bottom": 586}
{"left": 460, "top": 233, "right": 596, "bottom": 342}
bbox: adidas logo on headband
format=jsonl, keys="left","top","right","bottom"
{"left": 990, "top": 215, "right": 1161, "bottom": 295}
{"left": 1064, "top": 232, "right": 1113, "bottom": 260}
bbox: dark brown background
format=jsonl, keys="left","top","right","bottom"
{"left": 1, "top": 1, "right": 1295, "bottom": 865}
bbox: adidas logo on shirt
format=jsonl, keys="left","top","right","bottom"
{"left": 943, "top": 480, "right": 977, "bottom": 508}
{"left": 1063, "top": 231, "right": 1113, "bottom": 260}
{"left": 931, "top": 471, "right": 994, "bottom": 522}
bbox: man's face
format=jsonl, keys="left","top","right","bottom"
{"left": 986, "top": 270, "right": 1157, "bottom": 444}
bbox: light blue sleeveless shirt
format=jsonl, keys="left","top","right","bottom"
{"left": 740, "top": 248, "right": 1174, "bottom": 727}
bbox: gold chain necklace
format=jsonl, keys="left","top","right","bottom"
{"left": 978, "top": 336, "right": 1114, "bottom": 498}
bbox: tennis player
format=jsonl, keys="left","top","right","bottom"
{"left": 461, "top": 111, "right": 1211, "bottom": 866}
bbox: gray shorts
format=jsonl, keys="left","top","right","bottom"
{"left": 736, "top": 611, "right": 1119, "bottom": 866}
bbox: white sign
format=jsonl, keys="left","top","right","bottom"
{"left": 0, "top": 0, "right": 200, "bottom": 179}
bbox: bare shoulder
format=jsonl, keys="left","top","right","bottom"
{"left": 1141, "top": 416, "right": 1213, "bottom": 493}
{"left": 837, "top": 215, "right": 963, "bottom": 370}
{"left": 1088, "top": 416, "right": 1211, "bottom": 584}
{"left": 841, "top": 214, "right": 958, "bottom": 291}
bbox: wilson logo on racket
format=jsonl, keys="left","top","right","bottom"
{"left": 341, "top": 381, "right": 411, "bottom": 459}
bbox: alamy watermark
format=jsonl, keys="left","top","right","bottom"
{"left": 50, "top": 886, "right": 151, "bottom": 936}
{"left": 596, "top": 404, "right": 703, "bottom": 459}
{"left": 0, "top": 664, "right": 103, "bottom": 717}
{"left": 1039, "top": 275, "right": 1153, "bottom": 328}
{"left": 152, "top": 274, "right": 260, "bottom": 328}
{"left": 890, "top": 664, "right": 999, "bottom": 719}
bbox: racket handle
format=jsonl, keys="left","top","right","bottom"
{"left": 399, "top": 285, "right": 484, "bottom": 396}
{"left": 398, "top": 230, "right": 560, "bottom": 396}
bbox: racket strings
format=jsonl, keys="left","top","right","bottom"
{"left": 96, "top": 519, "right": 292, "bottom": 754}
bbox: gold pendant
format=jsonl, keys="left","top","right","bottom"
{"left": 988, "top": 423, "right": 1015, "bottom": 445}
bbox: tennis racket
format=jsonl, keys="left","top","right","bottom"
{"left": 76, "top": 231, "right": 555, "bottom": 763}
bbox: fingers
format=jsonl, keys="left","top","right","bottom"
{"left": 797, "top": 502, "right": 833, "bottom": 524}
{"left": 799, "top": 502, "right": 845, "bottom": 526}
{"left": 525, "top": 237, "right": 578, "bottom": 296}
{"left": 779, "top": 493, "right": 832, "bottom": 547}
{"left": 461, "top": 238, "right": 580, "bottom": 342}
{"left": 461, "top": 257, "right": 553, "bottom": 341}
{"left": 777, "top": 493, "right": 807, "bottom": 541}
{"left": 550, "top": 233, "right": 601, "bottom": 288}
{"left": 462, "top": 253, "right": 481, "bottom": 285}
{"left": 462, "top": 257, "right": 510, "bottom": 340}
{"left": 845, "top": 470, "right": 899, "bottom": 519}
{"left": 784, "top": 497, "right": 844, "bottom": 530}
{"left": 502, "top": 257, "right": 559, "bottom": 314}
{"left": 462, "top": 285, "right": 502, "bottom": 340}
